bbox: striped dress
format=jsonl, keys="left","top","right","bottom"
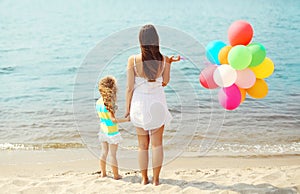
{"left": 96, "top": 98, "right": 122, "bottom": 144}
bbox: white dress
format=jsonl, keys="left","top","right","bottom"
{"left": 130, "top": 55, "right": 173, "bottom": 131}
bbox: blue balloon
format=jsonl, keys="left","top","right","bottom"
{"left": 205, "top": 40, "right": 226, "bottom": 64}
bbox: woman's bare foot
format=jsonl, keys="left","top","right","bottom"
{"left": 152, "top": 179, "right": 159, "bottom": 186}
{"left": 100, "top": 172, "right": 107, "bottom": 178}
{"left": 113, "top": 174, "right": 122, "bottom": 180}
{"left": 141, "top": 177, "right": 149, "bottom": 185}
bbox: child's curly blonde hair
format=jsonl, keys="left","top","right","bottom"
{"left": 98, "top": 76, "right": 117, "bottom": 115}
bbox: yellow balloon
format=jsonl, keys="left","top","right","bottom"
{"left": 239, "top": 88, "right": 246, "bottom": 103}
{"left": 247, "top": 79, "right": 268, "bottom": 99}
{"left": 218, "top": 45, "right": 232, "bottom": 64}
{"left": 250, "top": 57, "right": 274, "bottom": 79}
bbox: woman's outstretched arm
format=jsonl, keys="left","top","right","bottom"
{"left": 125, "top": 56, "right": 135, "bottom": 117}
{"left": 162, "top": 55, "right": 180, "bottom": 86}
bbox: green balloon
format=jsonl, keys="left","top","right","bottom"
{"left": 247, "top": 43, "right": 266, "bottom": 67}
{"left": 228, "top": 45, "right": 252, "bottom": 70}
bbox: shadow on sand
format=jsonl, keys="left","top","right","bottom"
{"left": 121, "top": 175, "right": 298, "bottom": 194}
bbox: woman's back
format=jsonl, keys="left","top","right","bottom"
{"left": 133, "top": 54, "right": 165, "bottom": 94}
{"left": 133, "top": 54, "right": 165, "bottom": 80}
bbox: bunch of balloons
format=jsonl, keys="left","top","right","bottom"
{"left": 199, "top": 20, "right": 274, "bottom": 110}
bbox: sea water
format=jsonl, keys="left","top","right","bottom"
{"left": 0, "top": 0, "right": 299, "bottom": 157}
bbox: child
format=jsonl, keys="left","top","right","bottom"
{"left": 96, "top": 76, "right": 129, "bottom": 180}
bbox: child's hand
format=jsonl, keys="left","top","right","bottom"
{"left": 126, "top": 116, "right": 130, "bottom": 122}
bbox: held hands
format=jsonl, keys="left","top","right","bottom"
{"left": 124, "top": 111, "right": 130, "bottom": 122}
{"left": 124, "top": 111, "right": 130, "bottom": 119}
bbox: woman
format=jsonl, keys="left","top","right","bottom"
{"left": 125, "top": 24, "right": 180, "bottom": 185}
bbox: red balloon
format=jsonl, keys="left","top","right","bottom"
{"left": 199, "top": 65, "right": 219, "bottom": 89}
{"left": 228, "top": 20, "right": 253, "bottom": 46}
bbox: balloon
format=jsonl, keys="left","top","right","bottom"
{"left": 218, "top": 45, "right": 232, "bottom": 64}
{"left": 247, "top": 79, "right": 268, "bottom": 99}
{"left": 213, "top": 65, "right": 237, "bottom": 87}
{"left": 199, "top": 65, "right": 219, "bottom": 89}
{"left": 218, "top": 84, "right": 241, "bottom": 110}
{"left": 235, "top": 68, "right": 256, "bottom": 89}
{"left": 239, "top": 88, "right": 246, "bottom": 103}
{"left": 228, "top": 45, "right": 252, "bottom": 70}
{"left": 228, "top": 20, "right": 254, "bottom": 46}
{"left": 205, "top": 40, "right": 226, "bottom": 64}
{"left": 250, "top": 57, "right": 274, "bottom": 79}
{"left": 248, "top": 43, "right": 266, "bottom": 67}
{"left": 202, "top": 21, "right": 273, "bottom": 109}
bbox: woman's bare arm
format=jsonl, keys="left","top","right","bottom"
{"left": 162, "top": 55, "right": 180, "bottom": 86}
{"left": 125, "top": 56, "right": 135, "bottom": 117}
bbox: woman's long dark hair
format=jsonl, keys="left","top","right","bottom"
{"left": 139, "top": 24, "right": 163, "bottom": 80}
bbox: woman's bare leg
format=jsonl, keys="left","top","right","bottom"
{"left": 100, "top": 142, "right": 109, "bottom": 177}
{"left": 150, "top": 125, "right": 164, "bottom": 186}
{"left": 136, "top": 127, "right": 150, "bottom": 184}
{"left": 109, "top": 144, "right": 121, "bottom": 180}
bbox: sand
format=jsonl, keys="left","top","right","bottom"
{"left": 0, "top": 149, "right": 299, "bottom": 194}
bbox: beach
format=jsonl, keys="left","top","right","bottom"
{"left": 1, "top": 0, "right": 300, "bottom": 193}
{"left": 1, "top": 149, "right": 299, "bottom": 194}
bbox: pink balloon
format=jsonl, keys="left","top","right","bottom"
{"left": 218, "top": 84, "right": 241, "bottom": 110}
{"left": 199, "top": 65, "right": 219, "bottom": 89}
{"left": 235, "top": 68, "right": 256, "bottom": 89}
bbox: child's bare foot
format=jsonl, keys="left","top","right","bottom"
{"left": 141, "top": 177, "right": 149, "bottom": 185}
{"left": 152, "top": 179, "right": 159, "bottom": 186}
{"left": 113, "top": 174, "right": 122, "bottom": 180}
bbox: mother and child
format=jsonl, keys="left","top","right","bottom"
{"left": 96, "top": 24, "right": 180, "bottom": 185}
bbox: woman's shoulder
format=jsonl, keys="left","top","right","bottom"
{"left": 127, "top": 55, "right": 135, "bottom": 68}
{"left": 128, "top": 55, "right": 135, "bottom": 61}
{"left": 127, "top": 54, "right": 141, "bottom": 68}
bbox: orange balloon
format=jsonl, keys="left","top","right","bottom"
{"left": 218, "top": 45, "right": 232, "bottom": 64}
{"left": 239, "top": 88, "right": 246, "bottom": 103}
{"left": 247, "top": 79, "right": 268, "bottom": 99}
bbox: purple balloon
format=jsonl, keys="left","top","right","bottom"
{"left": 218, "top": 84, "right": 241, "bottom": 110}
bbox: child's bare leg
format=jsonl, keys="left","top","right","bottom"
{"left": 109, "top": 143, "right": 121, "bottom": 180}
{"left": 136, "top": 127, "right": 150, "bottom": 185}
{"left": 100, "top": 142, "right": 109, "bottom": 177}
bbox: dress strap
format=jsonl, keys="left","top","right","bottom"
{"left": 133, "top": 55, "right": 136, "bottom": 67}
{"left": 133, "top": 55, "right": 140, "bottom": 77}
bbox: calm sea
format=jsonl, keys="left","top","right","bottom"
{"left": 0, "top": 0, "right": 299, "bottom": 157}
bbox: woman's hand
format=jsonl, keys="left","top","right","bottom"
{"left": 169, "top": 55, "right": 180, "bottom": 63}
{"left": 124, "top": 111, "right": 130, "bottom": 119}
